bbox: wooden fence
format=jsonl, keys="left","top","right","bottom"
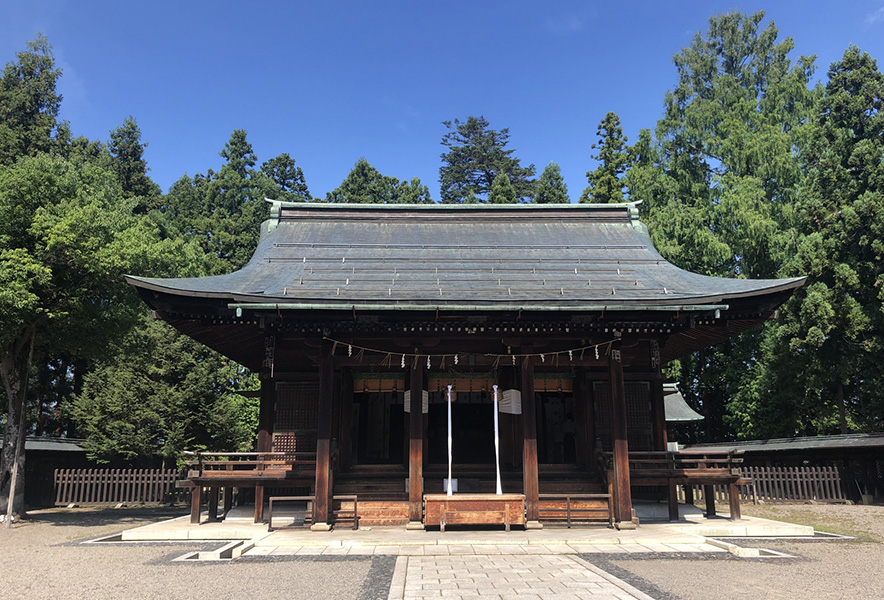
{"left": 54, "top": 468, "right": 185, "bottom": 505}
{"left": 676, "top": 465, "right": 846, "bottom": 504}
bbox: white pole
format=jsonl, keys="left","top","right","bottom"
{"left": 447, "top": 385, "right": 453, "bottom": 496}
{"left": 493, "top": 385, "right": 502, "bottom": 495}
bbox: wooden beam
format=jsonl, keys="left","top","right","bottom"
{"left": 408, "top": 354, "right": 425, "bottom": 527}
{"left": 609, "top": 339, "right": 634, "bottom": 527}
{"left": 312, "top": 339, "right": 334, "bottom": 529}
{"left": 520, "top": 357, "right": 540, "bottom": 524}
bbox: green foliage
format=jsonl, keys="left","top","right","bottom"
{"left": 108, "top": 116, "right": 161, "bottom": 211}
{"left": 487, "top": 172, "right": 517, "bottom": 204}
{"left": 439, "top": 116, "right": 535, "bottom": 203}
{"left": 580, "top": 112, "right": 629, "bottom": 203}
{"left": 326, "top": 158, "right": 432, "bottom": 204}
{"left": 162, "top": 129, "right": 283, "bottom": 272}
{"left": 749, "top": 46, "right": 884, "bottom": 436}
{"left": 534, "top": 162, "right": 570, "bottom": 204}
{"left": 0, "top": 34, "right": 62, "bottom": 165}
{"left": 631, "top": 11, "right": 819, "bottom": 440}
{"left": 72, "top": 317, "right": 258, "bottom": 465}
{"left": 641, "top": 10, "right": 815, "bottom": 278}
{"left": 260, "top": 153, "right": 311, "bottom": 203}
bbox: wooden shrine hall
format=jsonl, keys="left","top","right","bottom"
{"left": 126, "top": 202, "right": 804, "bottom": 530}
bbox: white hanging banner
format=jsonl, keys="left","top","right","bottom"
{"left": 500, "top": 389, "right": 522, "bottom": 415}
{"left": 447, "top": 385, "right": 454, "bottom": 496}
{"left": 403, "top": 390, "right": 428, "bottom": 413}
{"left": 493, "top": 384, "right": 502, "bottom": 495}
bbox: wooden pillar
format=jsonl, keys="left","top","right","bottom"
{"left": 312, "top": 340, "right": 334, "bottom": 530}
{"left": 520, "top": 358, "right": 541, "bottom": 527}
{"left": 208, "top": 487, "right": 219, "bottom": 521}
{"left": 407, "top": 355, "right": 425, "bottom": 528}
{"left": 190, "top": 485, "right": 202, "bottom": 524}
{"left": 573, "top": 368, "right": 595, "bottom": 469}
{"left": 609, "top": 339, "right": 635, "bottom": 528}
{"left": 254, "top": 376, "right": 275, "bottom": 522}
{"left": 339, "top": 370, "right": 354, "bottom": 468}
{"left": 651, "top": 371, "right": 667, "bottom": 451}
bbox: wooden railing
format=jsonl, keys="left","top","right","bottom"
{"left": 54, "top": 468, "right": 183, "bottom": 505}
{"left": 184, "top": 451, "right": 317, "bottom": 478}
{"left": 677, "top": 466, "right": 845, "bottom": 504}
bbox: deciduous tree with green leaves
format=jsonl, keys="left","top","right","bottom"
{"left": 0, "top": 153, "right": 196, "bottom": 516}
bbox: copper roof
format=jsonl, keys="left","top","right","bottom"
{"left": 127, "top": 201, "right": 804, "bottom": 310}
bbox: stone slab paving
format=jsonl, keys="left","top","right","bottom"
{"left": 387, "top": 554, "right": 657, "bottom": 600}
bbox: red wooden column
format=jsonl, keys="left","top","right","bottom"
{"left": 407, "top": 355, "right": 426, "bottom": 529}
{"left": 520, "top": 358, "right": 541, "bottom": 527}
{"left": 609, "top": 339, "right": 635, "bottom": 529}
{"left": 312, "top": 340, "right": 334, "bottom": 531}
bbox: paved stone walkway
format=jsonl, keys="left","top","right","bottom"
{"left": 387, "top": 554, "right": 656, "bottom": 600}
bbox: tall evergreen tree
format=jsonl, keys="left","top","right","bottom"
{"left": 260, "top": 153, "right": 311, "bottom": 203}
{"left": 487, "top": 172, "right": 517, "bottom": 204}
{"left": 745, "top": 46, "right": 884, "bottom": 437}
{"left": 326, "top": 157, "right": 401, "bottom": 203}
{"left": 580, "top": 112, "right": 629, "bottom": 203}
{"left": 632, "top": 12, "right": 817, "bottom": 440}
{"left": 108, "top": 117, "right": 161, "bottom": 212}
{"left": 535, "top": 162, "right": 570, "bottom": 204}
{"left": 439, "top": 116, "right": 535, "bottom": 203}
{"left": 0, "top": 34, "right": 62, "bottom": 165}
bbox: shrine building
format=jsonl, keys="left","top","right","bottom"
{"left": 126, "top": 201, "right": 804, "bottom": 530}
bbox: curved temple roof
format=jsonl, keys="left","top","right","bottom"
{"left": 127, "top": 201, "right": 804, "bottom": 311}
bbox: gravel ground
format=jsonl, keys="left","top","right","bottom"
{"left": 4, "top": 503, "right": 882, "bottom": 600}
{"left": 0, "top": 507, "right": 391, "bottom": 600}
{"left": 597, "top": 503, "right": 884, "bottom": 600}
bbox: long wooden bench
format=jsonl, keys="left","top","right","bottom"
{"left": 538, "top": 493, "right": 613, "bottom": 527}
{"left": 603, "top": 451, "right": 748, "bottom": 521}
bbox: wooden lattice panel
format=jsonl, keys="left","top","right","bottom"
{"left": 625, "top": 382, "right": 652, "bottom": 451}
{"left": 593, "top": 380, "right": 653, "bottom": 451}
{"left": 593, "top": 382, "right": 613, "bottom": 451}
{"left": 273, "top": 382, "right": 319, "bottom": 453}
{"left": 275, "top": 382, "right": 319, "bottom": 430}
{"left": 272, "top": 431, "right": 317, "bottom": 453}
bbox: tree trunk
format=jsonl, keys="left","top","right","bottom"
{"left": 1, "top": 326, "right": 36, "bottom": 518}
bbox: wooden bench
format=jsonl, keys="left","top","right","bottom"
{"left": 267, "top": 495, "right": 358, "bottom": 531}
{"left": 603, "top": 451, "right": 747, "bottom": 521}
{"left": 538, "top": 493, "right": 613, "bottom": 527}
{"left": 424, "top": 493, "right": 526, "bottom": 532}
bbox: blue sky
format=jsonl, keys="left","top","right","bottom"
{"left": 3, "top": 1, "right": 884, "bottom": 200}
